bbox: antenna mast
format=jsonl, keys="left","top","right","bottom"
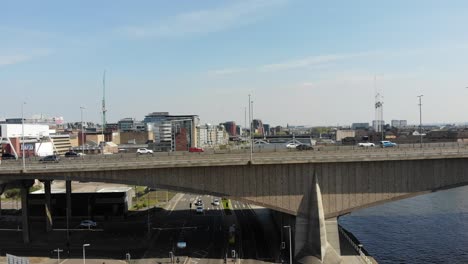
{"left": 102, "top": 70, "right": 107, "bottom": 133}
{"left": 374, "top": 75, "right": 384, "bottom": 139}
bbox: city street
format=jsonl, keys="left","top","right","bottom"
{"left": 0, "top": 193, "right": 279, "bottom": 264}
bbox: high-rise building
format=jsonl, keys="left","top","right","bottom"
{"left": 391, "top": 120, "right": 407, "bottom": 128}
{"left": 263, "top": 124, "right": 270, "bottom": 136}
{"left": 197, "top": 124, "right": 229, "bottom": 148}
{"left": 252, "top": 119, "right": 264, "bottom": 135}
{"left": 144, "top": 112, "right": 199, "bottom": 151}
{"left": 223, "top": 121, "right": 237, "bottom": 137}
{"left": 351, "top": 123, "right": 369, "bottom": 130}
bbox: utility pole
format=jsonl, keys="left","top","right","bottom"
{"left": 417, "top": 95, "right": 424, "bottom": 148}
{"left": 21, "top": 102, "right": 26, "bottom": 171}
{"left": 80, "top": 106, "right": 86, "bottom": 153}
{"left": 101, "top": 70, "right": 107, "bottom": 154}
{"left": 248, "top": 95, "right": 252, "bottom": 163}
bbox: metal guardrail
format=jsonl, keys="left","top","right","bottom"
{"left": 338, "top": 225, "right": 374, "bottom": 264}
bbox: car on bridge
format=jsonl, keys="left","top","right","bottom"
{"left": 136, "top": 148, "right": 153, "bottom": 154}
{"left": 1, "top": 153, "right": 16, "bottom": 160}
{"left": 189, "top": 147, "right": 204, "bottom": 152}
{"left": 380, "top": 141, "right": 397, "bottom": 148}
{"left": 212, "top": 199, "right": 220, "bottom": 206}
{"left": 286, "top": 143, "right": 300, "bottom": 149}
{"left": 64, "top": 151, "right": 84, "bottom": 157}
{"left": 358, "top": 142, "right": 375, "bottom": 147}
{"left": 296, "top": 144, "right": 313, "bottom": 150}
{"left": 39, "top": 155, "right": 60, "bottom": 163}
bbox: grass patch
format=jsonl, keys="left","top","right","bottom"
{"left": 131, "top": 189, "right": 177, "bottom": 210}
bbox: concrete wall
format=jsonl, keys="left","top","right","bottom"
{"left": 10, "top": 157, "right": 467, "bottom": 219}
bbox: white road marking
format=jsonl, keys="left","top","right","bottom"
{"left": 168, "top": 194, "right": 185, "bottom": 215}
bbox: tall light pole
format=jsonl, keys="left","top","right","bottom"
{"left": 248, "top": 95, "right": 252, "bottom": 163}
{"left": 251, "top": 100, "right": 254, "bottom": 158}
{"left": 82, "top": 243, "right": 90, "bottom": 264}
{"left": 80, "top": 107, "right": 86, "bottom": 153}
{"left": 53, "top": 248, "right": 63, "bottom": 264}
{"left": 417, "top": 95, "right": 423, "bottom": 148}
{"left": 283, "top": 226, "right": 292, "bottom": 264}
{"left": 21, "top": 102, "right": 26, "bottom": 171}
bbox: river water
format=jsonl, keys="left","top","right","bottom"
{"left": 339, "top": 185, "right": 468, "bottom": 263}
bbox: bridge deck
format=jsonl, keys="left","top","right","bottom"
{"left": 1, "top": 146, "right": 467, "bottom": 174}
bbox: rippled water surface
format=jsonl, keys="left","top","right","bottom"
{"left": 339, "top": 185, "right": 468, "bottom": 264}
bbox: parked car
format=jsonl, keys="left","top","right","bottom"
{"left": 39, "top": 155, "right": 60, "bottom": 163}
{"left": 358, "top": 142, "right": 375, "bottom": 147}
{"left": 1, "top": 153, "right": 16, "bottom": 160}
{"left": 380, "top": 141, "right": 397, "bottom": 148}
{"left": 212, "top": 199, "right": 220, "bottom": 206}
{"left": 80, "top": 220, "right": 97, "bottom": 228}
{"left": 136, "top": 148, "right": 153, "bottom": 154}
{"left": 296, "top": 144, "right": 313, "bottom": 150}
{"left": 286, "top": 143, "right": 300, "bottom": 149}
{"left": 189, "top": 147, "right": 204, "bottom": 153}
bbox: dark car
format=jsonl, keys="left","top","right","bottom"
{"left": 64, "top": 151, "right": 79, "bottom": 157}
{"left": 39, "top": 155, "right": 60, "bottom": 163}
{"left": 1, "top": 153, "right": 16, "bottom": 160}
{"left": 296, "top": 144, "right": 313, "bottom": 150}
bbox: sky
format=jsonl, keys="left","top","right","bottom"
{"left": 1, "top": 0, "right": 468, "bottom": 127}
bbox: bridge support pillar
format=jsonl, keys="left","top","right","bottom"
{"left": 21, "top": 183, "right": 30, "bottom": 244}
{"left": 44, "top": 180, "right": 53, "bottom": 232}
{"left": 66, "top": 180, "right": 72, "bottom": 236}
{"left": 0, "top": 184, "right": 5, "bottom": 217}
{"left": 294, "top": 173, "right": 342, "bottom": 264}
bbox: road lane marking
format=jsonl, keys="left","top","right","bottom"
{"left": 168, "top": 193, "right": 185, "bottom": 215}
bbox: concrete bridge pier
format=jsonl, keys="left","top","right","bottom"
{"left": 0, "top": 184, "right": 6, "bottom": 217}
{"left": 21, "top": 181, "right": 31, "bottom": 244}
{"left": 43, "top": 180, "right": 53, "bottom": 232}
{"left": 294, "top": 174, "right": 342, "bottom": 264}
{"left": 66, "top": 179, "right": 72, "bottom": 241}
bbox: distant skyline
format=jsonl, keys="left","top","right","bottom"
{"left": 2, "top": 1, "right": 468, "bottom": 127}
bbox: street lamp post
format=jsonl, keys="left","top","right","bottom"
{"left": 80, "top": 107, "right": 85, "bottom": 153}
{"left": 82, "top": 243, "right": 90, "bottom": 264}
{"left": 248, "top": 95, "right": 252, "bottom": 163}
{"left": 21, "top": 102, "right": 26, "bottom": 171}
{"left": 53, "top": 248, "right": 63, "bottom": 264}
{"left": 283, "top": 226, "right": 292, "bottom": 264}
{"left": 417, "top": 95, "right": 423, "bottom": 148}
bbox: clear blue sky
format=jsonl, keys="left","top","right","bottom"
{"left": 2, "top": 0, "right": 468, "bottom": 126}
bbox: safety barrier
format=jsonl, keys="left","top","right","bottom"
{"left": 338, "top": 225, "right": 374, "bottom": 264}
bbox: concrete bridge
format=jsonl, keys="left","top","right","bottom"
{"left": 2, "top": 146, "right": 468, "bottom": 263}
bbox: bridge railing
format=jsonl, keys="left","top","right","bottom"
{"left": 338, "top": 225, "right": 375, "bottom": 264}
{"left": 1, "top": 144, "right": 468, "bottom": 170}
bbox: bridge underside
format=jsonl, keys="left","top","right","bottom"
{"left": 2, "top": 158, "right": 468, "bottom": 263}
